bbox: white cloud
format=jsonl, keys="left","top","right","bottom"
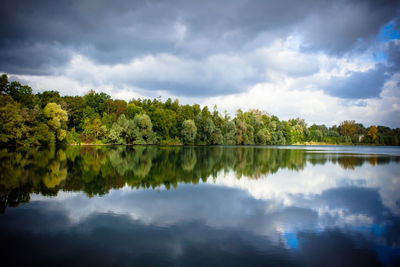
{"left": 9, "top": 36, "right": 400, "bottom": 127}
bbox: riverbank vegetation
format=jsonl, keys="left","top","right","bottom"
{"left": 1, "top": 74, "right": 399, "bottom": 147}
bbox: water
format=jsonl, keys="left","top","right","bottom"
{"left": 1, "top": 145, "right": 400, "bottom": 266}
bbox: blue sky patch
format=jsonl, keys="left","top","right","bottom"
{"left": 284, "top": 232, "right": 298, "bottom": 249}
{"left": 379, "top": 23, "right": 400, "bottom": 42}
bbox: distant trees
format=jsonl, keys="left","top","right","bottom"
{"left": 0, "top": 73, "right": 399, "bottom": 147}
{"left": 223, "top": 121, "right": 237, "bottom": 145}
{"left": 108, "top": 114, "right": 156, "bottom": 144}
{"left": 181, "top": 120, "right": 197, "bottom": 144}
{"left": 0, "top": 76, "right": 70, "bottom": 146}
{"left": 339, "top": 120, "right": 357, "bottom": 137}
{"left": 0, "top": 98, "right": 26, "bottom": 144}
{"left": 367, "top": 125, "right": 378, "bottom": 142}
{"left": 43, "top": 103, "right": 68, "bottom": 141}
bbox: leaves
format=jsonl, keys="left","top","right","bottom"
{"left": 181, "top": 120, "right": 197, "bottom": 144}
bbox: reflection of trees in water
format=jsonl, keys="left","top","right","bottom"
{"left": 0, "top": 147, "right": 63, "bottom": 212}
{"left": 306, "top": 153, "right": 396, "bottom": 170}
{"left": 181, "top": 148, "right": 197, "bottom": 172}
{"left": 42, "top": 149, "right": 68, "bottom": 188}
{"left": 334, "top": 156, "right": 365, "bottom": 170}
{"left": 0, "top": 146, "right": 399, "bottom": 211}
{"left": 233, "top": 148, "right": 306, "bottom": 179}
{"left": 108, "top": 146, "right": 155, "bottom": 178}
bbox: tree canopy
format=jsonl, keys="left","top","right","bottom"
{"left": 0, "top": 74, "right": 399, "bottom": 147}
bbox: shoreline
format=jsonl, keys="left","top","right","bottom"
{"left": 66, "top": 143, "right": 381, "bottom": 147}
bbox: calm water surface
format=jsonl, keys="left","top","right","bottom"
{"left": 1, "top": 145, "right": 400, "bottom": 266}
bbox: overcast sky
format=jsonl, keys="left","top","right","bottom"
{"left": 1, "top": 0, "right": 400, "bottom": 127}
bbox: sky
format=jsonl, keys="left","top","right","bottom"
{"left": 1, "top": 0, "right": 400, "bottom": 127}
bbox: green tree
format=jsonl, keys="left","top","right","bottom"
{"left": 37, "top": 91, "right": 61, "bottom": 107}
{"left": 0, "top": 74, "right": 9, "bottom": 95}
{"left": 132, "top": 114, "right": 156, "bottom": 144}
{"left": 84, "top": 90, "right": 111, "bottom": 115}
{"left": 126, "top": 103, "right": 144, "bottom": 119}
{"left": 0, "top": 101, "right": 26, "bottom": 144}
{"left": 83, "top": 117, "right": 107, "bottom": 141}
{"left": 223, "top": 120, "right": 236, "bottom": 145}
{"left": 63, "top": 96, "right": 86, "bottom": 130}
{"left": 151, "top": 108, "right": 177, "bottom": 141}
{"left": 181, "top": 120, "right": 197, "bottom": 144}
{"left": 255, "top": 128, "right": 270, "bottom": 145}
{"left": 6, "top": 81, "right": 37, "bottom": 108}
{"left": 43, "top": 103, "right": 68, "bottom": 142}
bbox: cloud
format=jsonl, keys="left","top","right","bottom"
{"left": 14, "top": 40, "right": 321, "bottom": 98}
{"left": 203, "top": 77, "right": 400, "bottom": 128}
{"left": 298, "top": 0, "right": 400, "bottom": 54}
{"left": 324, "top": 64, "right": 389, "bottom": 99}
{"left": 1, "top": 0, "right": 399, "bottom": 73}
{"left": 1, "top": 0, "right": 399, "bottom": 126}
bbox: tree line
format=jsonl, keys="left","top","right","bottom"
{"left": 1, "top": 74, "right": 399, "bottom": 147}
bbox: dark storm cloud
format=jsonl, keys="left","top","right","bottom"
{"left": 299, "top": 0, "right": 400, "bottom": 54}
{"left": 1, "top": 0, "right": 399, "bottom": 69}
{"left": 323, "top": 40, "right": 400, "bottom": 99}
{"left": 387, "top": 40, "right": 400, "bottom": 71}
{"left": 324, "top": 65, "right": 389, "bottom": 99}
{"left": 0, "top": 0, "right": 399, "bottom": 97}
{"left": 0, "top": 42, "right": 71, "bottom": 75}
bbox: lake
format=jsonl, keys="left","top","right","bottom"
{"left": 1, "top": 145, "right": 400, "bottom": 266}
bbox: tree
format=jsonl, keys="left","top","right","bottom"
{"left": 63, "top": 96, "right": 86, "bottom": 130}
{"left": 367, "top": 125, "right": 378, "bottom": 142}
{"left": 223, "top": 120, "right": 236, "bottom": 145}
{"left": 108, "top": 114, "right": 156, "bottom": 144}
{"left": 236, "top": 119, "right": 247, "bottom": 145}
{"left": 339, "top": 120, "right": 357, "bottom": 137}
{"left": 132, "top": 114, "right": 156, "bottom": 144}
{"left": 0, "top": 74, "right": 9, "bottom": 95}
{"left": 0, "top": 102, "right": 26, "bottom": 144}
{"left": 203, "top": 117, "right": 215, "bottom": 143}
{"left": 6, "top": 81, "right": 37, "bottom": 108}
{"left": 210, "top": 127, "right": 223, "bottom": 145}
{"left": 108, "top": 114, "right": 130, "bottom": 144}
{"left": 181, "top": 120, "right": 197, "bottom": 144}
{"left": 151, "top": 108, "right": 177, "bottom": 141}
{"left": 126, "top": 103, "right": 143, "bottom": 119}
{"left": 83, "top": 117, "right": 107, "bottom": 141}
{"left": 104, "top": 99, "right": 127, "bottom": 117}
{"left": 43, "top": 103, "right": 68, "bottom": 142}
{"left": 255, "top": 128, "right": 270, "bottom": 145}
{"left": 37, "top": 91, "right": 61, "bottom": 107}
{"left": 84, "top": 90, "right": 111, "bottom": 114}
{"left": 33, "top": 123, "right": 55, "bottom": 146}
{"left": 109, "top": 122, "right": 125, "bottom": 144}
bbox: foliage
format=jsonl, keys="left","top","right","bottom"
{"left": 181, "top": 120, "right": 197, "bottom": 144}
{"left": 0, "top": 100, "right": 26, "bottom": 144}
{"left": 0, "top": 74, "right": 399, "bottom": 147}
{"left": 43, "top": 103, "right": 68, "bottom": 142}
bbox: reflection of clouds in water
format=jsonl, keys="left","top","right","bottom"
{"left": 29, "top": 184, "right": 397, "bottom": 245}
{"left": 209, "top": 161, "right": 400, "bottom": 215}
{"left": 3, "top": 206, "right": 387, "bottom": 266}
{"left": 26, "top": 153, "right": 400, "bottom": 252}
{"left": 3, "top": 146, "right": 400, "bottom": 265}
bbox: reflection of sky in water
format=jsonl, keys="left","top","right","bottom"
{"left": 3, "top": 146, "right": 400, "bottom": 265}
{"left": 278, "top": 145, "right": 400, "bottom": 156}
